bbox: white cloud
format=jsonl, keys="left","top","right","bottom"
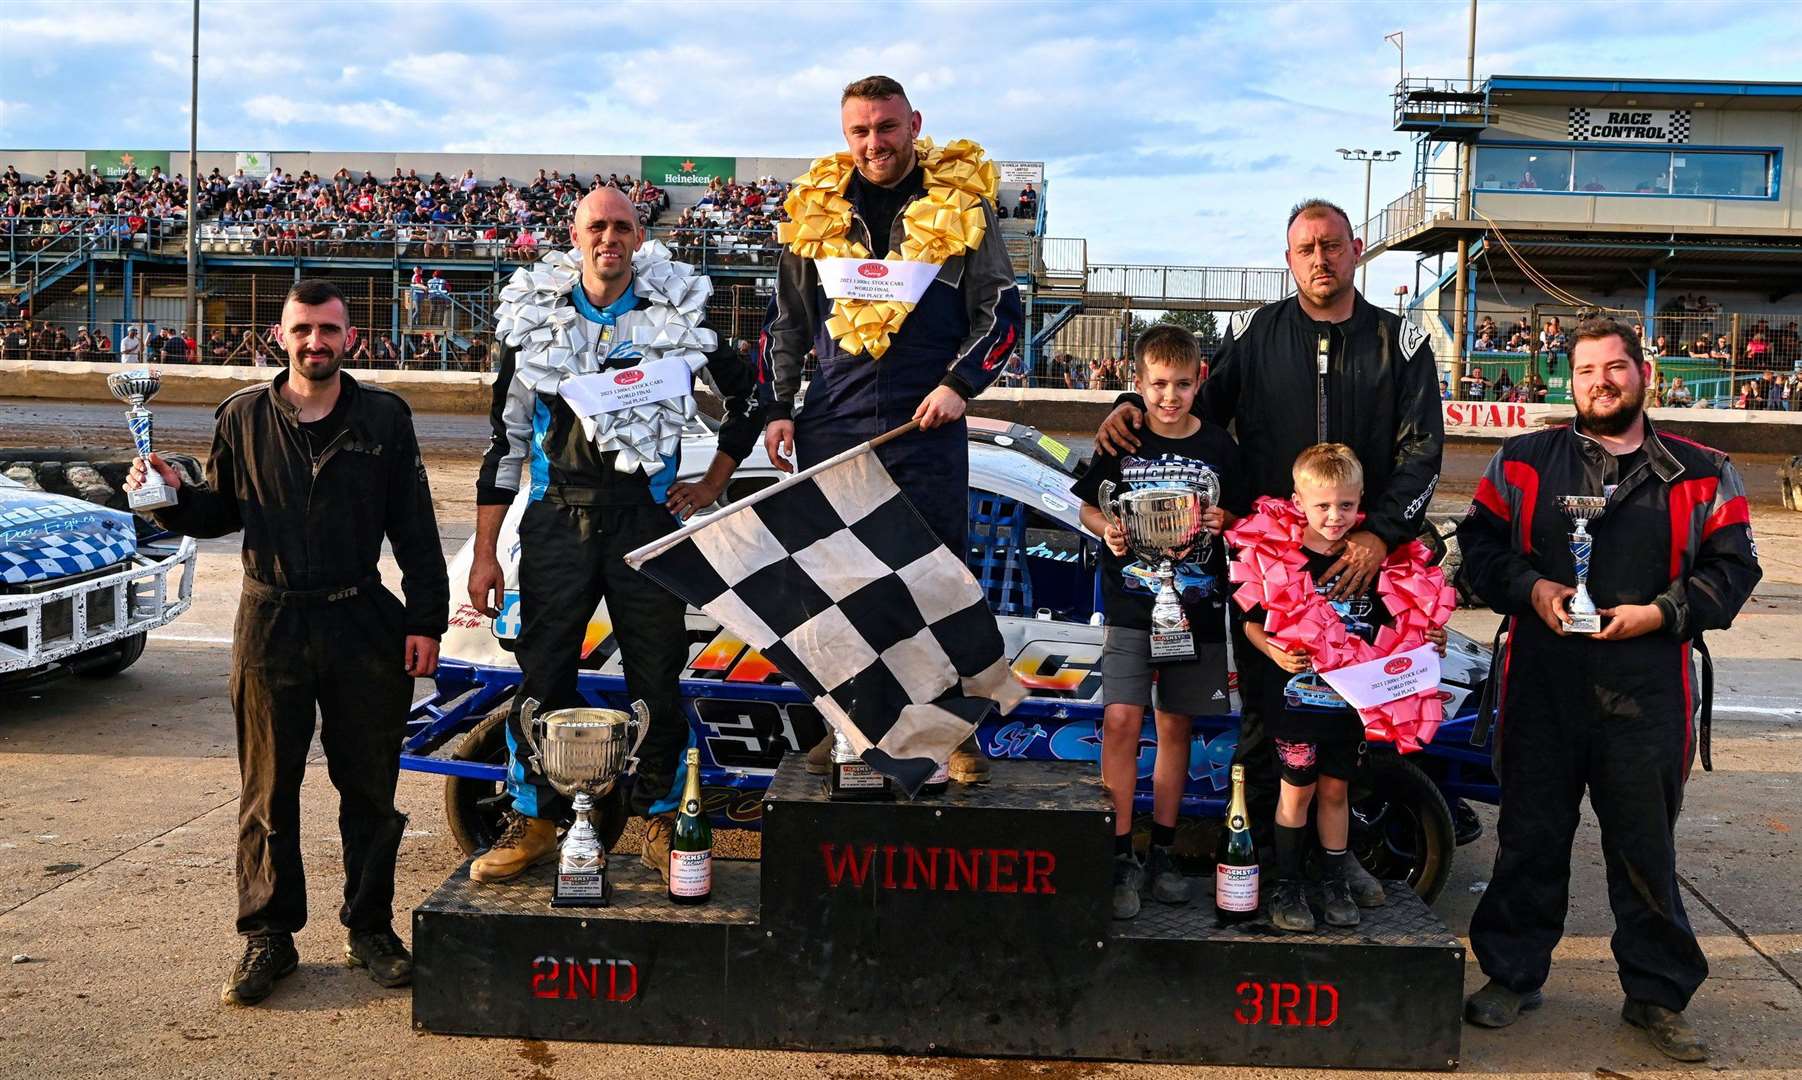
{"left": 242, "top": 95, "right": 424, "bottom": 135}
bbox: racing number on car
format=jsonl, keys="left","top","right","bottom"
{"left": 691, "top": 699, "right": 825, "bottom": 769}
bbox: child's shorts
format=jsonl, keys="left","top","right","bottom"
{"left": 1101, "top": 626, "right": 1230, "bottom": 715}
{"left": 1273, "top": 736, "right": 1364, "bottom": 786}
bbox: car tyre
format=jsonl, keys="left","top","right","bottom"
{"left": 1347, "top": 749, "right": 1456, "bottom": 903}
{"left": 73, "top": 631, "right": 147, "bottom": 678}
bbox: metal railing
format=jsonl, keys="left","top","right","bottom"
{"left": 1082, "top": 264, "right": 1292, "bottom": 305}
{"left": 1356, "top": 171, "right": 1459, "bottom": 253}
{"left": 1392, "top": 76, "right": 1493, "bottom": 131}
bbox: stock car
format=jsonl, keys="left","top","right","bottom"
{"left": 0, "top": 471, "right": 196, "bottom": 689}
{"left": 401, "top": 417, "right": 1503, "bottom": 902}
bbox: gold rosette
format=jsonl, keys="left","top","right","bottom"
{"left": 782, "top": 137, "right": 998, "bottom": 361}
{"left": 825, "top": 298, "right": 913, "bottom": 359}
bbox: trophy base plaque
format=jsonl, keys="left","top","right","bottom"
{"left": 1566, "top": 612, "right": 1601, "bottom": 634}
{"left": 827, "top": 758, "right": 893, "bottom": 801}
{"left": 127, "top": 478, "right": 178, "bottom": 512}
{"left": 551, "top": 868, "right": 612, "bottom": 908}
{"left": 1148, "top": 629, "right": 1196, "bottom": 661}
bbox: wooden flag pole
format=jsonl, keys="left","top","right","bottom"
{"left": 868, "top": 420, "right": 923, "bottom": 451}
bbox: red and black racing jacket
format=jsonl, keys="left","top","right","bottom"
{"left": 1457, "top": 419, "right": 1761, "bottom": 759}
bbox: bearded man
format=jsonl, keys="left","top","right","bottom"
{"left": 761, "top": 73, "right": 1024, "bottom": 784}
{"left": 129, "top": 279, "right": 449, "bottom": 1005}
{"left": 466, "top": 187, "right": 762, "bottom": 886}
{"left": 1455, "top": 317, "right": 1760, "bottom": 1061}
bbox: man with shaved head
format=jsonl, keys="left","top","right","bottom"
{"left": 469, "top": 185, "right": 763, "bottom": 886}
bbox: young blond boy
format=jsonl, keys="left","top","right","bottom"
{"left": 1072, "top": 326, "right": 1246, "bottom": 919}
{"left": 1242, "top": 443, "right": 1446, "bottom": 931}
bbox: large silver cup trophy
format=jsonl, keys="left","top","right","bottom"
{"left": 518, "top": 697, "right": 651, "bottom": 907}
{"left": 106, "top": 367, "right": 177, "bottom": 511}
{"left": 1556, "top": 495, "right": 1607, "bottom": 633}
{"left": 1097, "top": 472, "right": 1219, "bottom": 661}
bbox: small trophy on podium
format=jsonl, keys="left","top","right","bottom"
{"left": 107, "top": 368, "right": 178, "bottom": 511}
{"left": 1557, "top": 495, "right": 1607, "bottom": 633}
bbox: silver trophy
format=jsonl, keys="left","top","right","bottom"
{"left": 1557, "top": 495, "right": 1607, "bottom": 633}
{"left": 1097, "top": 474, "right": 1218, "bottom": 661}
{"left": 518, "top": 697, "right": 651, "bottom": 907}
{"left": 106, "top": 368, "right": 177, "bottom": 511}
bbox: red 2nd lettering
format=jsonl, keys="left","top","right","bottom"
{"left": 531, "top": 955, "right": 639, "bottom": 1002}
{"left": 1234, "top": 980, "right": 1339, "bottom": 1027}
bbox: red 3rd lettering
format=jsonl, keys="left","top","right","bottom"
{"left": 819, "top": 842, "right": 1056, "bottom": 894}
{"left": 1233, "top": 980, "right": 1340, "bottom": 1027}
{"left": 531, "top": 956, "right": 639, "bottom": 1002}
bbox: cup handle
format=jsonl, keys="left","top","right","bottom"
{"left": 517, "top": 696, "right": 542, "bottom": 771}
{"left": 1096, "top": 480, "right": 1120, "bottom": 530}
{"left": 624, "top": 699, "right": 652, "bottom": 768}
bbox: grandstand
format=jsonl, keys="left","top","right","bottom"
{"left": 3, "top": 148, "right": 1283, "bottom": 386}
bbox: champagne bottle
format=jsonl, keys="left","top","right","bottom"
{"left": 1214, "top": 764, "right": 1260, "bottom": 925}
{"left": 921, "top": 759, "right": 950, "bottom": 796}
{"left": 668, "top": 747, "right": 712, "bottom": 905}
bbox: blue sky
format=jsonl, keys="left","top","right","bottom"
{"left": 3, "top": 0, "right": 1799, "bottom": 301}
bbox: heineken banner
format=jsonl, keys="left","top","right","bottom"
{"left": 85, "top": 150, "right": 171, "bottom": 179}
{"left": 642, "top": 155, "right": 737, "bottom": 187}
{"left": 1567, "top": 107, "right": 1691, "bottom": 143}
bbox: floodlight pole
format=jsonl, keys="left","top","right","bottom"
{"left": 184, "top": 0, "right": 199, "bottom": 342}
{"left": 1337, "top": 149, "right": 1400, "bottom": 294}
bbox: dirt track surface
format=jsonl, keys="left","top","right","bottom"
{"left": 3, "top": 399, "right": 1801, "bottom": 1079}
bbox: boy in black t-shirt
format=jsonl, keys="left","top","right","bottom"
{"left": 1242, "top": 444, "right": 1445, "bottom": 932}
{"left": 1074, "top": 325, "right": 1247, "bottom": 920}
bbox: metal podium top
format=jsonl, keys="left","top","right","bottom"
{"left": 763, "top": 755, "right": 1114, "bottom": 815}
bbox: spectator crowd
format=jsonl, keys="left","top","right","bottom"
{"left": 3, "top": 163, "right": 199, "bottom": 249}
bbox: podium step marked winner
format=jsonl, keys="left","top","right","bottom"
{"left": 413, "top": 760, "right": 1465, "bottom": 1070}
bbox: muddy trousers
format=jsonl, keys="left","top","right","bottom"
{"left": 504, "top": 499, "right": 688, "bottom": 820}
{"left": 1471, "top": 636, "right": 1704, "bottom": 1012}
{"left": 230, "top": 581, "right": 414, "bottom": 938}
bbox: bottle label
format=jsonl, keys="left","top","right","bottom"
{"left": 1216, "top": 863, "right": 1260, "bottom": 912}
{"left": 669, "top": 849, "right": 712, "bottom": 897}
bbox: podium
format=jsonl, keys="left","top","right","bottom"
{"left": 413, "top": 758, "right": 1464, "bottom": 1070}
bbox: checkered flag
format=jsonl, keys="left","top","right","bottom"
{"left": 625, "top": 431, "right": 1025, "bottom": 796}
{"left": 1568, "top": 107, "right": 1591, "bottom": 140}
{"left": 1668, "top": 109, "right": 1691, "bottom": 143}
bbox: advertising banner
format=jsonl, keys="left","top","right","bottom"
{"left": 641, "top": 155, "right": 737, "bottom": 187}
{"left": 234, "top": 151, "right": 274, "bottom": 177}
{"left": 85, "top": 150, "right": 171, "bottom": 179}
{"left": 996, "top": 161, "right": 1044, "bottom": 184}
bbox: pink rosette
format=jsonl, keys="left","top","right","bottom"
{"left": 1226, "top": 496, "right": 1458, "bottom": 754}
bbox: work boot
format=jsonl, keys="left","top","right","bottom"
{"left": 220, "top": 933, "right": 299, "bottom": 1007}
{"left": 1622, "top": 1000, "right": 1709, "bottom": 1062}
{"left": 949, "top": 734, "right": 990, "bottom": 784}
{"left": 805, "top": 731, "right": 833, "bottom": 776}
{"left": 1463, "top": 979, "right": 1544, "bottom": 1028}
{"left": 1341, "top": 857, "right": 1387, "bottom": 908}
{"left": 468, "top": 812, "right": 559, "bottom": 883}
{"left": 1145, "top": 844, "right": 1191, "bottom": 904}
{"left": 640, "top": 813, "right": 676, "bottom": 885}
{"left": 1321, "top": 876, "right": 1360, "bottom": 928}
{"left": 1111, "top": 851, "right": 1144, "bottom": 920}
{"left": 1453, "top": 798, "right": 1483, "bottom": 845}
{"left": 345, "top": 926, "right": 412, "bottom": 988}
{"left": 1269, "top": 880, "right": 1315, "bottom": 932}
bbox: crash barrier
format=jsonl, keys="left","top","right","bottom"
{"left": 7, "top": 361, "right": 1799, "bottom": 455}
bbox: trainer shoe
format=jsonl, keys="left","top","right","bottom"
{"left": 641, "top": 813, "right": 676, "bottom": 885}
{"left": 1321, "top": 876, "right": 1360, "bottom": 928}
{"left": 949, "top": 734, "right": 990, "bottom": 784}
{"left": 1269, "top": 879, "right": 1315, "bottom": 932}
{"left": 469, "top": 812, "right": 559, "bottom": 883}
{"left": 805, "top": 731, "right": 833, "bottom": 776}
{"left": 346, "top": 927, "right": 412, "bottom": 988}
{"left": 1111, "top": 851, "right": 1144, "bottom": 919}
{"left": 1341, "top": 857, "right": 1387, "bottom": 908}
{"left": 221, "top": 933, "right": 299, "bottom": 1007}
{"left": 1145, "top": 844, "right": 1191, "bottom": 904}
{"left": 1463, "top": 979, "right": 1544, "bottom": 1028}
{"left": 1622, "top": 1000, "right": 1708, "bottom": 1062}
